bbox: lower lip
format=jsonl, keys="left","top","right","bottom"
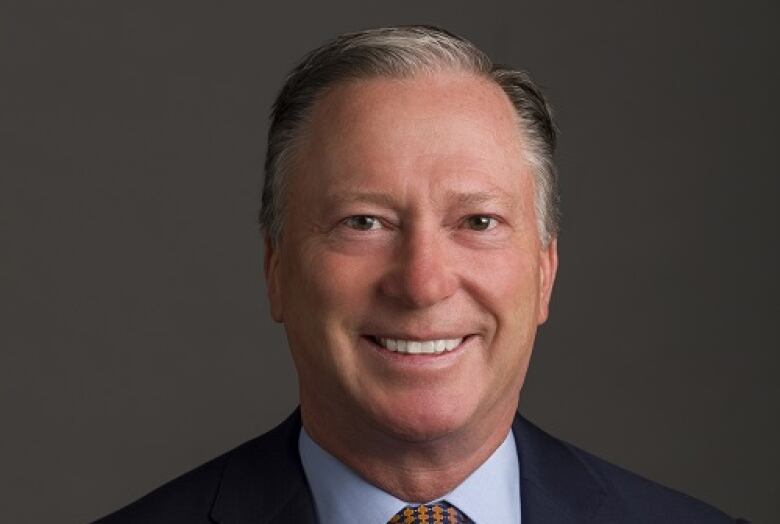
{"left": 361, "top": 335, "right": 473, "bottom": 366}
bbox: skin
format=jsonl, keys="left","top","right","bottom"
{"left": 264, "top": 71, "right": 558, "bottom": 502}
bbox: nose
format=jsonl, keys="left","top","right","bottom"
{"left": 379, "top": 225, "right": 459, "bottom": 309}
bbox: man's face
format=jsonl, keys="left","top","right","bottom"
{"left": 265, "top": 72, "right": 557, "bottom": 443}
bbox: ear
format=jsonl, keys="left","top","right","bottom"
{"left": 536, "top": 237, "right": 559, "bottom": 325}
{"left": 264, "top": 234, "right": 284, "bottom": 323}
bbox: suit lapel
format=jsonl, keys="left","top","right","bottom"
{"left": 513, "top": 414, "right": 606, "bottom": 524}
{"left": 210, "top": 409, "right": 317, "bottom": 524}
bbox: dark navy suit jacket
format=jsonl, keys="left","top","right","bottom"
{"left": 95, "top": 410, "right": 747, "bottom": 523}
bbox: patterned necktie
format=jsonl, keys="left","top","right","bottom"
{"left": 387, "top": 501, "right": 474, "bottom": 524}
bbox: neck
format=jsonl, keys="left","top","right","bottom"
{"left": 300, "top": 399, "right": 518, "bottom": 502}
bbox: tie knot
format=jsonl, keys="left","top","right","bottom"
{"left": 387, "top": 501, "right": 473, "bottom": 524}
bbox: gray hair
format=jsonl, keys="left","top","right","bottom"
{"left": 260, "top": 25, "right": 559, "bottom": 246}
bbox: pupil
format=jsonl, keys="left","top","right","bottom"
{"left": 354, "top": 216, "right": 374, "bottom": 229}
{"left": 471, "top": 216, "right": 490, "bottom": 230}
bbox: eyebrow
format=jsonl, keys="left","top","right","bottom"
{"left": 442, "top": 189, "right": 516, "bottom": 209}
{"left": 325, "top": 191, "right": 399, "bottom": 208}
{"left": 323, "top": 189, "right": 517, "bottom": 209}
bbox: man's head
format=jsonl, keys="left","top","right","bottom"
{"left": 261, "top": 25, "right": 559, "bottom": 247}
{"left": 261, "top": 26, "right": 559, "bottom": 452}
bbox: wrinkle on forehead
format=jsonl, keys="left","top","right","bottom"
{"left": 320, "top": 188, "right": 519, "bottom": 212}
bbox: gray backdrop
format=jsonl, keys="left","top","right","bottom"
{"left": 2, "top": 1, "right": 777, "bottom": 522}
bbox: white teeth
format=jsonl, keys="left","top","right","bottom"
{"left": 377, "top": 337, "right": 463, "bottom": 354}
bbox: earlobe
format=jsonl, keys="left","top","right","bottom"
{"left": 264, "top": 234, "right": 284, "bottom": 323}
{"left": 537, "top": 237, "right": 559, "bottom": 324}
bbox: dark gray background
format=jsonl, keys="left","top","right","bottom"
{"left": 2, "top": 1, "right": 777, "bottom": 522}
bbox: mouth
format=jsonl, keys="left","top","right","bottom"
{"left": 364, "top": 335, "right": 469, "bottom": 355}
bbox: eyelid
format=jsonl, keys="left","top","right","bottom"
{"left": 342, "top": 214, "right": 385, "bottom": 231}
{"left": 336, "top": 213, "right": 503, "bottom": 233}
{"left": 462, "top": 214, "right": 501, "bottom": 231}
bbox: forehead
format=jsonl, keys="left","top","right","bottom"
{"left": 277, "top": 71, "right": 543, "bottom": 248}
{"left": 289, "top": 72, "right": 531, "bottom": 204}
{"left": 312, "top": 71, "right": 518, "bottom": 123}
{"left": 305, "top": 71, "right": 522, "bottom": 159}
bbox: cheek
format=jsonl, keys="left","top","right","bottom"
{"left": 285, "top": 245, "right": 383, "bottom": 327}
{"left": 467, "top": 249, "right": 541, "bottom": 361}
{"left": 468, "top": 248, "right": 540, "bottom": 313}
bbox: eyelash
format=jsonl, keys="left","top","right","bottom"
{"left": 342, "top": 215, "right": 384, "bottom": 231}
{"left": 464, "top": 215, "right": 499, "bottom": 231}
{"left": 341, "top": 215, "right": 500, "bottom": 232}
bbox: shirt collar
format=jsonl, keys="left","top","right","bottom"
{"left": 299, "top": 428, "right": 520, "bottom": 523}
{"left": 446, "top": 430, "right": 520, "bottom": 523}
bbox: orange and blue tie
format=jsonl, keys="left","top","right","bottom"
{"left": 387, "top": 501, "right": 474, "bottom": 524}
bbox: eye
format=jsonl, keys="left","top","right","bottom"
{"left": 343, "top": 215, "right": 383, "bottom": 231}
{"left": 464, "top": 215, "right": 498, "bottom": 231}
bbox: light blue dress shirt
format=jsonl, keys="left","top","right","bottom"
{"left": 299, "top": 427, "right": 521, "bottom": 523}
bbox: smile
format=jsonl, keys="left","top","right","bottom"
{"left": 370, "top": 336, "right": 464, "bottom": 354}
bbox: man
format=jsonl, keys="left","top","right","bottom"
{"left": 97, "top": 26, "right": 746, "bottom": 523}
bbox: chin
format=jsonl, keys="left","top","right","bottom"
{"left": 363, "top": 389, "right": 479, "bottom": 442}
